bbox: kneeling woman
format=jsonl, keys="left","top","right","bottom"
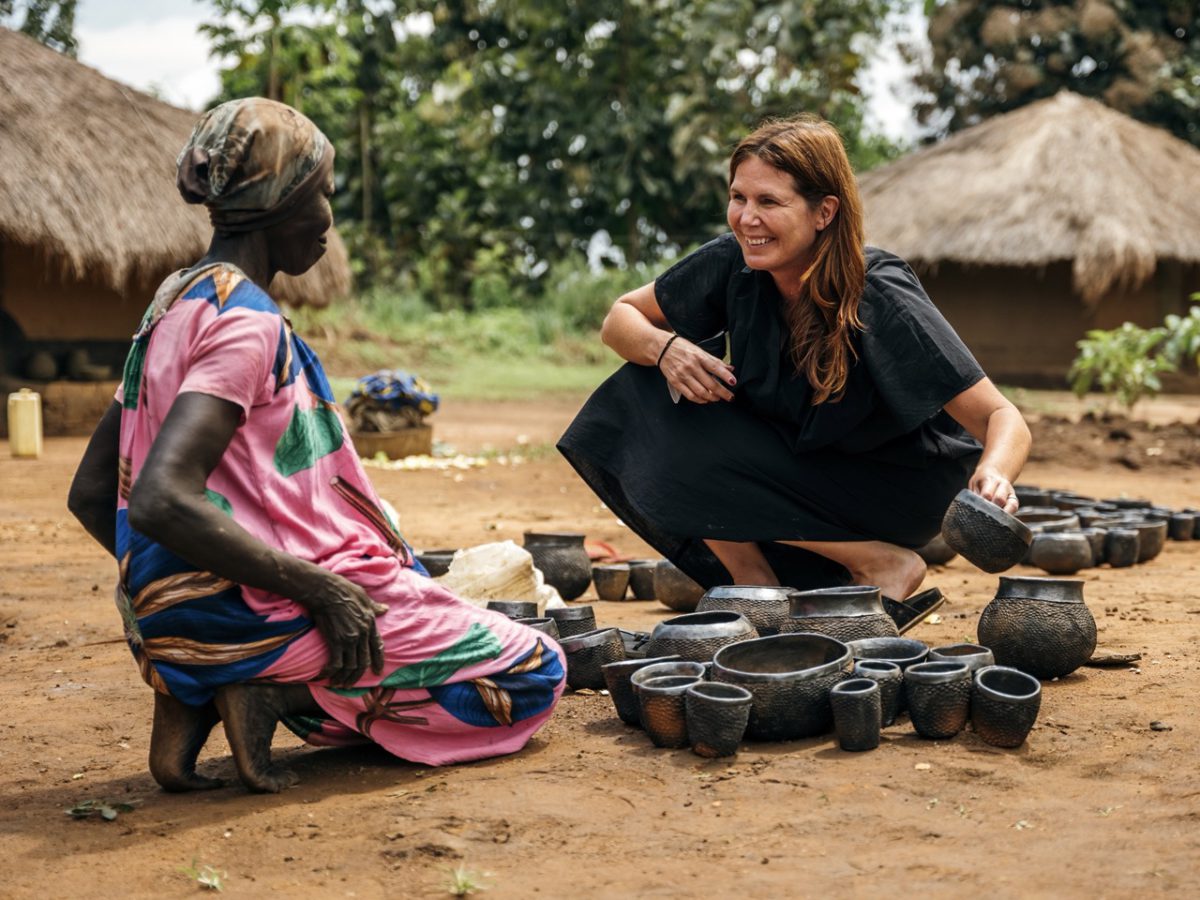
{"left": 69, "top": 99, "right": 563, "bottom": 793}
{"left": 559, "top": 114, "right": 1030, "bottom": 620}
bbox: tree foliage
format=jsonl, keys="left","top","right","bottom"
{"left": 910, "top": 1, "right": 1200, "bottom": 145}
{"left": 1, "top": 0, "right": 77, "bottom": 55}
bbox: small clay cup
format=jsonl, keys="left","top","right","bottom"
{"left": 971, "top": 665, "right": 1042, "bottom": 748}
{"left": 853, "top": 660, "right": 904, "bottom": 726}
{"left": 830, "top": 678, "right": 882, "bottom": 751}
{"left": 1029, "top": 532, "right": 1093, "bottom": 575}
{"left": 560, "top": 627, "right": 625, "bottom": 690}
{"left": 627, "top": 559, "right": 659, "bottom": 600}
{"left": 636, "top": 675, "right": 702, "bottom": 748}
{"left": 904, "top": 661, "right": 972, "bottom": 740}
{"left": 592, "top": 563, "right": 631, "bottom": 601}
{"left": 928, "top": 643, "right": 995, "bottom": 674}
{"left": 601, "top": 655, "right": 683, "bottom": 726}
{"left": 629, "top": 659, "right": 707, "bottom": 690}
{"left": 1105, "top": 529, "right": 1139, "bottom": 568}
{"left": 1168, "top": 512, "right": 1195, "bottom": 541}
{"left": 514, "top": 616, "right": 560, "bottom": 639}
{"left": 545, "top": 605, "right": 597, "bottom": 638}
{"left": 685, "top": 682, "right": 753, "bottom": 758}
{"left": 486, "top": 600, "right": 538, "bottom": 619}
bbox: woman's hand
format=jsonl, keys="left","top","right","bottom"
{"left": 970, "top": 466, "right": 1018, "bottom": 514}
{"left": 296, "top": 571, "right": 388, "bottom": 687}
{"left": 658, "top": 335, "right": 737, "bottom": 404}
{"left": 944, "top": 378, "right": 1031, "bottom": 515}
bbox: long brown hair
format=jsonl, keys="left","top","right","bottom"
{"left": 729, "top": 115, "right": 866, "bottom": 404}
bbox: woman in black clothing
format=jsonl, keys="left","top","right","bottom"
{"left": 558, "top": 114, "right": 1031, "bottom": 610}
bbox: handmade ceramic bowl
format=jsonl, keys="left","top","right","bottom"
{"left": 685, "top": 682, "right": 753, "bottom": 758}
{"left": 523, "top": 532, "right": 592, "bottom": 601}
{"left": 627, "top": 559, "right": 659, "bottom": 600}
{"left": 927, "top": 643, "right": 995, "bottom": 674}
{"left": 914, "top": 534, "right": 957, "bottom": 566}
{"left": 415, "top": 548, "right": 457, "bottom": 577}
{"left": 976, "top": 576, "right": 1096, "bottom": 679}
{"left": 904, "top": 661, "right": 972, "bottom": 739}
{"left": 514, "top": 616, "right": 560, "bottom": 639}
{"left": 1013, "top": 485, "right": 1052, "bottom": 507}
{"left": 486, "top": 600, "right": 539, "bottom": 619}
{"left": 711, "top": 633, "right": 853, "bottom": 741}
{"left": 829, "top": 678, "right": 882, "bottom": 751}
{"left": 1104, "top": 529, "right": 1139, "bottom": 568}
{"left": 696, "top": 585, "right": 796, "bottom": 636}
{"left": 1029, "top": 532, "right": 1093, "bottom": 575}
{"left": 1077, "top": 527, "right": 1108, "bottom": 566}
{"left": 601, "top": 655, "right": 683, "bottom": 726}
{"left": 780, "top": 585, "right": 898, "bottom": 641}
{"left": 1130, "top": 519, "right": 1168, "bottom": 562}
{"left": 846, "top": 636, "right": 930, "bottom": 670}
{"left": 629, "top": 659, "right": 707, "bottom": 690}
{"left": 560, "top": 627, "right": 626, "bottom": 690}
{"left": 545, "top": 605, "right": 597, "bottom": 639}
{"left": 645, "top": 611, "right": 758, "bottom": 663}
{"left": 653, "top": 561, "right": 705, "bottom": 612}
{"left": 592, "top": 563, "right": 631, "bottom": 601}
{"left": 941, "top": 489, "right": 1033, "bottom": 573}
{"left": 852, "top": 660, "right": 904, "bottom": 727}
{"left": 635, "top": 675, "right": 702, "bottom": 748}
{"left": 1168, "top": 513, "right": 1195, "bottom": 541}
{"left": 971, "top": 665, "right": 1042, "bottom": 748}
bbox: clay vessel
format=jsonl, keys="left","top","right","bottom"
{"left": 904, "top": 661, "right": 972, "bottom": 740}
{"left": 545, "top": 605, "right": 597, "bottom": 638}
{"left": 415, "top": 548, "right": 457, "bottom": 577}
{"left": 852, "top": 660, "right": 904, "bottom": 727}
{"left": 1104, "top": 529, "right": 1139, "bottom": 568}
{"left": 780, "top": 585, "right": 898, "bottom": 641}
{"left": 927, "top": 643, "right": 995, "bottom": 674}
{"left": 523, "top": 532, "right": 592, "bottom": 601}
{"left": 560, "top": 627, "right": 625, "bottom": 690}
{"left": 696, "top": 585, "right": 795, "bottom": 636}
{"left": 846, "top": 636, "right": 929, "bottom": 670}
{"left": 685, "top": 682, "right": 753, "bottom": 758}
{"left": 591, "top": 563, "right": 630, "bottom": 601}
{"left": 627, "top": 559, "right": 659, "bottom": 600}
{"left": 914, "top": 534, "right": 957, "bottom": 566}
{"left": 635, "top": 674, "right": 702, "bottom": 748}
{"left": 514, "top": 616, "right": 560, "bottom": 639}
{"left": 645, "top": 611, "right": 758, "bottom": 663}
{"left": 971, "top": 665, "right": 1042, "bottom": 748}
{"left": 829, "top": 678, "right": 882, "bottom": 751}
{"left": 976, "top": 576, "right": 1096, "bottom": 680}
{"left": 941, "top": 489, "right": 1032, "bottom": 573}
{"left": 486, "top": 600, "right": 538, "bottom": 619}
{"left": 653, "top": 561, "right": 705, "bottom": 612}
{"left": 601, "top": 655, "right": 684, "bottom": 726}
{"left": 1168, "top": 513, "right": 1195, "bottom": 541}
{"left": 1029, "top": 532, "right": 1093, "bottom": 575}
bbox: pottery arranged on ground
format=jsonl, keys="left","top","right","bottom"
{"left": 523, "top": 532, "right": 593, "bottom": 601}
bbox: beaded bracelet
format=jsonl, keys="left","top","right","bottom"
{"left": 656, "top": 333, "right": 680, "bottom": 368}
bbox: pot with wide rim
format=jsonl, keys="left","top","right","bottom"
{"left": 846, "top": 636, "right": 929, "bottom": 670}
{"left": 977, "top": 576, "right": 1096, "bottom": 680}
{"left": 544, "top": 605, "right": 597, "bottom": 638}
{"left": 696, "top": 585, "right": 796, "bottom": 636}
{"left": 780, "top": 585, "right": 898, "bottom": 641}
{"left": 685, "top": 682, "right": 753, "bottom": 758}
{"left": 635, "top": 675, "right": 702, "bottom": 748}
{"left": 592, "top": 563, "right": 631, "bottom": 601}
{"left": 645, "top": 611, "right": 758, "bottom": 662}
{"left": 971, "top": 665, "right": 1042, "bottom": 748}
{"left": 601, "top": 655, "right": 684, "bottom": 726}
{"left": 927, "top": 642, "right": 994, "bottom": 673}
{"left": 523, "top": 532, "right": 592, "bottom": 601}
{"left": 904, "top": 661, "right": 972, "bottom": 739}
{"left": 560, "top": 627, "right": 626, "bottom": 690}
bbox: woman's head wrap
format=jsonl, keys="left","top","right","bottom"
{"left": 176, "top": 98, "right": 333, "bottom": 234}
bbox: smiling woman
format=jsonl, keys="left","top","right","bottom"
{"left": 558, "top": 113, "right": 1031, "bottom": 621}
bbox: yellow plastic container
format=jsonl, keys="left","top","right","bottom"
{"left": 8, "top": 388, "right": 43, "bottom": 459}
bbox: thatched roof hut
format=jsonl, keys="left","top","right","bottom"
{"left": 859, "top": 92, "right": 1200, "bottom": 385}
{"left": 0, "top": 27, "right": 351, "bottom": 328}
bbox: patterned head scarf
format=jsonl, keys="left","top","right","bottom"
{"left": 176, "top": 97, "right": 333, "bottom": 234}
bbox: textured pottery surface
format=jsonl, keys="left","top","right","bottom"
{"left": 415, "top": 549, "right": 457, "bottom": 578}
{"left": 653, "top": 561, "right": 705, "bottom": 612}
{"left": 1030, "top": 532, "right": 1093, "bottom": 575}
{"left": 927, "top": 643, "right": 995, "bottom": 673}
{"left": 545, "top": 605, "right": 597, "bottom": 638}
{"left": 852, "top": 660, "right": 904, "bottom": 726}
{"left": 627, "top": 560, "right": 659, "bottom": 599}
{"left": 971, "top": 665, "right": 1042, "bottom": 748}
{"left": 601, "top": 655, "right": 683, "bottom": 726}
{"left": 977, "top": 576, "right": 1097, "bottom": 680}
{"left": 941, "top": 489, "right": 1033, "bottom": 573}
{"left": 914, "top": 534, "right": 957, "bottom": 566}
{"left": 711, "top": 633, "right": 852, "bottom": 741}
{"left": 905, "top": 662, "right": 972, "bottom": 740}
{"left": 629, "top": 660, "right": 707, "bottom": 690}
{"left": 592, "top": 563, "right": 631, "bottom": 601}
{"left": 486, "top": 600, "right": 538, "bottom": 619}
{"left": 830, "top": 678, "right": 882, "bottom": 751}
{"left": 635, "top": 675, "right": 701, "bottom": 748}
{"left": 1104, "top": 529, "right": 1139, "bottom": 568}
{"left": 561, "top": 627, "right": 626, "bottom": 690}
{"left": 685, "top": 682, "right": 753, "bottom": 758}
{"left": 514, "top": 617, "right": 560, "bottom": 639}
{"left": 696, "top": 585, "right": 795, "bottom": 636}
{"left": 781, "top": 586, "right": 899, "bottom": 641}
{"left": 523, "top": 532, "right": 592, "bottom": 602}
{"left": 646, "top": 611, "right": 758, "bottom": 662}
{"left": 846, "top": 637, "right": 930, "bottom": 670}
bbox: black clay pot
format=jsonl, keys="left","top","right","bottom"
{"left": 941, "top": 489, "right": 1032, "bottom": 573}
{"left": 928, "top": 643, "right": 995, "bottom": 674}
{"left": 560, "top": 627, "right": 626, "bottom": 690}
{"left": 904, "top": 661, "right": 972, "bottom": 740}
{"left": 779, "top": 586, "right": 899, "bottom": 641}
{"left": 829, "top": 678, "right": 882, "bottom": 751}
{"left": 601, "top": 655, "right": 684, "bottom": 726}
{"left": 645, "top": 611, "right": 758, "bottom": 663}
{"left": 1102, "top": 497, "right": 1152, "bottom": 510}
{"left": 1105, "top": 529, "right": 1139, "bottom": 568}
{"left": 1029, "top": 532, "right": 1093, "bottom": 576}
{"left": 627, "top": 559, "right": 659, "bottom": 600}
{"left": 653, "top": 561, "right": 705, "bottom": 612}
{"left": 846, "top": 636, "right": 929, "bottom": 670}
{"left": 685, "top": 682, "right": 753, "bottom": 758}
{"left": 1168, "top": 513, "right": 1195, "bottom": 541}
{"left": 971, "top": 665, "right": 1042, "bottom": 748}
{"left": 914, "top": 534, "right": 958, "bottom": 566}
{"left": 852, "top": 660, "right": 904, "bottom": 727}
{"left": 514, "top": 616, "right": 560, "bottom": 639}
{"left": 524, "top": 532, "right": 592, "bottom": 601}
{"left": 1078, "top": 528, "right": 1108, "bottom": 566}
{"left": 592, "top": 563, "right": 630, "bottom": 601}
{"left": 636, "top": 674, "right": 702, "bottom": 748}
{"left": 415, "top": 548, "right": 457, "bottom": 577}
{"left": 976, "top": 576, "right": 1096, "bottom": 680}
{"left": 1013, "top": 485, "right": 1052, "bottom": 507}
{"left": 545, "top": 604, "right": 597, "bottom": 638}
{"left": 486, "top": 600, "right": 538, "bottom": 619}
{"left": 696, "top": 585, "right": 795, "bottom": 636}
{"left": 1131, "top": 519, "right": 1168, "bottom": 562}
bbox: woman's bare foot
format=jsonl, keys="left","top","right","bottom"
{"left": 780, "top": 539, "right": 927, "bottom": 601}
{"left": 213, "top": 683, "right": 320, "bottom": 793}
{"left": 149, "top": 692, "right": 223, "bottom": 792}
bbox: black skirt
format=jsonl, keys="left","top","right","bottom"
{"left": 558, "top": 363, "right": 978, "bottom": 592}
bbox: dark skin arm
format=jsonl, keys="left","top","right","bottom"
{"left": 126, "top": 391, "right": 386, "bottom": 687}
{"left": 68, "top": 401, "right": 122, "bottom": 558}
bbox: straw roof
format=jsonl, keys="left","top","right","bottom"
{"left": 858, "top": 91, "right": 1200, "bottom": 304}
{"left": 0, "top": 27, "right": 350, "bottom": 307}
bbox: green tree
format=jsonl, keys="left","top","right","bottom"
{"left": 1, "top": 0, "right": 77, "bottom": 55}
{"left": 910, "top": 0, "right": 1200, "bottom": 145}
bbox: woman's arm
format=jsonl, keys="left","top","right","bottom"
{"left": 601, "top": 282, "right": 736, "bottom": 404}
{"left": 943, "top": 378, "right": 1031, "bottom": 513}
{"left": 68, "top": 401, "right": 123, "bottom": 558}
{"left": 128, "top": 391, "right": 385, "bottom": 687}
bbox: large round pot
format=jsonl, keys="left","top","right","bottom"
{"left": 976, "top": 576, "right": 1096, "bottom": 680}
{"left": 653, "top": 561, "right": 705, "bottom": 612}
{"left": 645, "top": 611, "right": 758, "bottom": 663}
{"left": 523, "top": 532, "right": 592, "bottom": 601}
{"left": 711, "top": 633, "right": 853, "bottom": 741}
{"left": 779, "top": 586, "right": 898, "bottom": 641}
{"left": 941, "top": 489, "right": 1032, "bottom": 573}
{"left": 696, "top": 585, "right": 796, "bottom": 636}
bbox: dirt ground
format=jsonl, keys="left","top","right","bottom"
{"left": 1, "top": 395, "right": 1199, "bottom": 898}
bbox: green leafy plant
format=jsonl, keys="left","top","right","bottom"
{"left": 1161, "top": 304, "right": 1200, "bottom": 368}
{"left": 180, "top": 860, "right": 226, "bottom": 892}
{"left": 65, "top": 798, "right": 139, "bottom": 821}
{"left": 1068, "top": 322, "right": 1175, "bottom": 410}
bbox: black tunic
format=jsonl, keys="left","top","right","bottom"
{"left": 558, "top": 234, "right": 985, "bottom": 591}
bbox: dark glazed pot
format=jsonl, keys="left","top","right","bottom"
{"left": 852, "top": 660, "right": 904, "bottom": 727}
{"left": 904, "top": 661, "right": 972, "bottom": 739}
{"left": 415, "top": 548, "right": 457, "bottom": 577}
{"left": 645, "top": 611, "right": 758, "bottom": 663}
{"left": 971, "top": 665, "right": 1042, "bottom": 748}
{"left": 711, "top": 633, "right": 853, "bottom": 741}
{"left": 486, "top": 600, "right": 538, "bottom": 619}
{"left": 601, "top": 655, "right": 683, "bottom": 725}
{"left": 653, "top": 561, "right": 705, "bottom": 612}
{"left": 627, "top": 559, "right": 659, "bottom": 600}
{"left": 523, "top": 532, "right": 592, "bottom": 601}
{"left": 1168, "top": 513, "right": 1195, "bottom": 541}
{"left": 976, "top": 576, "right": 1097, "bottom": 680}
{"left": 1130, "top": 519, "right": 1168, "bottom": 562}
{"left": 928, "top": 643, "right": 995, "bottom": 674}
{"left": 592, "top": 563, "right": 630, "bottom": 601}
{"left": 846, "top": 636, "right": 929, "bottom": 670}
{"left": 1104, "top": 529, "right": 1139, "bottom": 568}
{"left": 915, "top": 534, "right": 958, "bottom": 566}
{"left": 685, "top": 682, "right": 753, "bottom": 758}
{"left": 560, "top": 627, "right": 626, "bottom": 690}
{"left": 696, "top": 585, "right": 795, "bottom": 636}
{"left": 514, "top": 616, "right": 560, "bottom": 639}
{"left": 635, "top": 675, "right": 702, "bottom": 748}
{"left": 830, "top": 678, "right": 882, "bottom": 751}
{"left": 1077, "top": 528, "right": 1108, "bottom": 566}
{"left": 1030, "top": 533, "right": 1093, "bottom": 575}
{"left": 544, "top": 605, "right": 597, "bottom": 638}
{"left": 941, "top": 489, "right": 1033, "bottom": 573}
{"left": 780, "top": 586, "right": 898, "bottom": 641}
{"left": 629, "top": 659, "right": 707, "bottom": 690}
